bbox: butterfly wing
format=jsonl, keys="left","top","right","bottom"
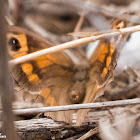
{"left": 76, "top": 20, "right": 127, "bottom": 125}
{"left": 8, "top": 20, "right": 127, "bottom": 125}
{"left": 8, "top": 26, "right": 75, "bottom": 123}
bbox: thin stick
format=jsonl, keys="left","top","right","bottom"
{"left": 78, "top": 127, "right": 99, "bottom": 140}
{"left": 13, "top": 98, "right": 140, "bottom": 116}
{"left": 74, "top": 14, "right": 84, "bottom": 33}
{"left": 9, "top": 24, "right": 140, "bottom": 66}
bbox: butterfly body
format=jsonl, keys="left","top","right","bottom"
{"left": 8, "top": 19, "right": 127, "bottom": 125}
{"left": 69, "top": 63, "right": 89, "bottom": 103}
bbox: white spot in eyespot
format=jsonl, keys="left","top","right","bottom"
{"left": 13, "top": 39, "right": 16, "bottom": 44}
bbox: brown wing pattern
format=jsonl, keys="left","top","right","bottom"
{"left": 8, "top": 19, "right": 127, "bottom": 125}
{"left": 76, "top": 19, "right": 127, "bottom": 125}
{"left": 8, "top": 26, "right": 75, "bottom": 123}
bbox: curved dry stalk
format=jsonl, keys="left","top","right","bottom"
{"left": 9, "top": 24, "right": 140, "bottom": 66}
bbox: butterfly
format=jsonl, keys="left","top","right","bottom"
{"left": 7, "top": 18, "right": 127, "bottom": 125}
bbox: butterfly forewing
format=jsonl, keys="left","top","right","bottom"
{"left": 8, "top": 26, "right": 76, "bottom": 123}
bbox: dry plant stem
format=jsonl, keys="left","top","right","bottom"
{"left": 13, "top": 98, "right": 140, "bottom": 116}
{"left": 78, "top": 127, "right": 99, "bottom": 140}
{"left": 73, "top": 14, "right": 84, "bottom": 41}
{"left": 0, "top": 0, "right": 18, "bottom": 139}
{"left": 74, "top": 14, "right": 84, "bottom": 33}
{"left": 9, "top": 24, "right": 140, "bottom": 66}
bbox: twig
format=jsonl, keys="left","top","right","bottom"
{"left": 12, "top": 98, "right": 140, "bottom": 116}
{"left": 74, "top": 14, "right": 84, "bottom": 33}
{"left": 78, "top": 127, "right": 99, "bottom": 140}
{"left": 9, "top": 24, "right": 140, "bottom": 65}
{"left": 0, "top": 0, "right": 18, "bottom": 139}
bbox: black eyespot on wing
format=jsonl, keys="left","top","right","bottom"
{"left": 8, "top": 37, "right": 21, "bottom": 51}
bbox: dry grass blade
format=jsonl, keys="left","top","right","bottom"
{"left": 9, "top": 24, "right": 140, "bottom": 66}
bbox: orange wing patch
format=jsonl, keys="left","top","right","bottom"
{"left": 106, "top": 56, "right": 112, "bottom": 68}
{"left": 110, "top": 44, "right": 115, "bottom": 55}
{"left": 95, "top": 42, "right": 116, "bottom": 79}
{"left": 28, "top": 74, "right": 40, "bottom": 83}
{"left": 46, "top": 55, "right": 57, "bottom": 63}
{"left": 40, "top": 88, "right": 51, "bottom": 98}
{"left": 35, "top": 56, "right": 53, "bottom": 69}
{"left": 40, "top": 88, "right": 57, "bottom": 106}
{"left": 101, "top": 67, "right": 108, "bottom": 78}
{"left": 21, "top": 63, "right": 33, "bottom": 75}
{"left": 13, "top": 52, "right": 28, "bottom": 58}
{"left": 21, "top": 62, "right": 41, "bottom": 84}
{"left": 97, "top": 53, "right": 106, "bottom": 64}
